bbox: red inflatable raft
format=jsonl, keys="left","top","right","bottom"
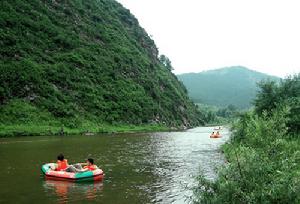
{"left": 41, "top": 163, "right": 104, "bottom": 181}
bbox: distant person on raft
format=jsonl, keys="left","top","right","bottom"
{"left": 210, "top": 131, "right": 221, "bottom": 138}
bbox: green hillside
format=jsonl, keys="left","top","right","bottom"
{"left": 177, "top": 66, "right": 280, "bottom": 109}
{"left": 0, "top": 0, "right": 202, "bottom": 135}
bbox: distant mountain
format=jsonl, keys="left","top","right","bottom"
{"left": 177, "top": 66, "right": 280, "bottom": 109}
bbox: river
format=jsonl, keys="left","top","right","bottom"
{"left": 0, "top": 126, "right": 229, "bottom": 203}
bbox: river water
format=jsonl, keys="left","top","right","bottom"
{"left": 0, "top": 127, "right": 229, "bottom": 204}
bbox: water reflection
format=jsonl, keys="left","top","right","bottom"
{"left": 43, "top": 179, "right": 103, "bottom": 203}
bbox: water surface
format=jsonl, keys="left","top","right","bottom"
{"left": 0, "top": 127, "right": 229, "bottom": 203}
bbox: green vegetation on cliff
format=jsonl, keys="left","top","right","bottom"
{"left": 0, "top": 0, "right": 202, "bottom": 136}
{"left": 194, "top": 74, "right": 300, "bottom": 203}
{"left": 178, "top": 66, "right": 280, "bottom": 109}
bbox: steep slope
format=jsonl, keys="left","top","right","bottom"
{"left": 177, "top": 66, "right": 280, "bottom": 109}
{"left": 0, "top": 0, "right": 202, "bottom": 129}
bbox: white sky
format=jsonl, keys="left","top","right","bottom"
{"left": 116, "top": 0, "right": 300, "bottom": 77}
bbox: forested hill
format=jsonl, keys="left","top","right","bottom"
{"left": 0, "top": 0, "right": 202, "bottom": 129}
{"left": 177, "top": 66, "right": 280, "bottom": 109}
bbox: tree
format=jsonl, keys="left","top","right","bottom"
{"left": 159, "top": 54, "right": 173, "bottom": 71}
{"left": 254, "top": 80, "right": 279, "bottom": 115}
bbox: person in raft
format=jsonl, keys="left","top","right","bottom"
{"left": 210, "top": 132, "right": 215, "bottom": 137}
{"left": 69, "top": 158, "right": 99, "bottom": 172}
{"left": 56, "top": 153, "right": 69, "bottom": 171}
{"left": 55, "top": 154, "right": 98, "bottom": 172}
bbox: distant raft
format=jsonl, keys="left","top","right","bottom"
{"left": 41, "top": 163, "right": 104, "bottom": 181}
{"left": 213, "top": 126, "right": 222, "bottom": 130}
{"left": 210, "top": 134, "right": 222, "bottom": 138}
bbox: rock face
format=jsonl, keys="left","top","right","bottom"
{"left": 0, "top": 0, "right": 203, "bottom": 127}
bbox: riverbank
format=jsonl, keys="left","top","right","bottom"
{"left": 194, "top": 111, "right": 300, "bottom": 203}
{"left": 0, "top": 123, "right": 169, "bottom": 137}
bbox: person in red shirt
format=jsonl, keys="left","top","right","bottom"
{"left": 56, "top": 154, "right": 69, "bottom": 171}
{"left": 82, "top": 158, "right": 98, "bottom": 171}
{"left": 65, "top": 158, "right": 98, "bottom": 172}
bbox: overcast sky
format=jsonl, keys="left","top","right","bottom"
{"left": 117, "top": 0, "right": 300, "bottom": 77}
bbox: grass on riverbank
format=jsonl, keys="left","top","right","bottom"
{"left": 0, "top": 123, "right": 169, "bottom": 137}
{"left": 193, "top": 109, "right": 300, "bottom": 204}
{"left": 0, "top": 100, "right": 170, "bottom": 137}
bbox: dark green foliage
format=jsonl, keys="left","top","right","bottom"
{"left": 159, "top": 54, "right": 173, "bottom": 71}
{"left": 0, "top": 0, "right": 203, "bottom": 130}
{"left": 283, "top": 97, "right": 300, "bottom": 134}
{"left": 216, "top": 104, "right": 239, "bottom": 118}
{"left": 0, "top": 100, "right": 55, "bottom": 125}
{"left": 255, "top": 74, "right": 300, "bottom": 133}
{"left": 197, "top": 103, "right": 240, "bottom": 124}
{"left": 194, "top": 74, "right": 300, "bottom": 203}
{"left": 177, "top": 66, "right": 280, "bottom": 109}
{"left": 254, "top": 80, "right": 280, "bottom": 114}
